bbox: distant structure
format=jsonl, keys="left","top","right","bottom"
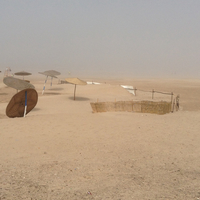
{"left": 4, "top": 67, "right": 12, "bottom": 77}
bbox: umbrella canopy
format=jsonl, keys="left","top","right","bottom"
{"left": 39, "top": 72, "right": 57, "bottom": 78}
{"left": 39, "top": 70, "right": 60, "bottom": 94}
{"left": 46, "top": 70, "right": 60, "bottom": 76}
{"left": 39, "top": 70, "right": 60, "bottom": 77}
{"left": 65, "top": 78, "right": 87, "bottom": 100}
{"left": 65, "top": 78, "right": 87, "bottom": 85}
{"left": 14, "top": 71, "right": 32, "bottom": 76}
{"left": 3, "top": 77, "right": 35, "bottom": 91}
{"left": 6, "top": 88, "right": 38, "bottom": 118}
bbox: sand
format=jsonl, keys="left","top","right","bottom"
{"left": 0, "top": 77, "right": 200, "bottom": 199}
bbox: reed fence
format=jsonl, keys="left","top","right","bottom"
{"left": 125, "top": 87, "right": 180, "bottom": 113}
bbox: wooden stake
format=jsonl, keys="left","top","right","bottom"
{"left": 172, "top": 99, "right": 175, "bottom": 112}
{"left": 152, "top": 89, "right": 154, "bottom": 99}
{"left": 176, "top": 95, "right": 180, "bottom": 111}
{"left": 171, "top": 92, "right": 173, "bottom": 103}
{"left": 74, "top": 84, "right": 76, "bottom": 100}
{"left": 132, "top": 100, "right": 133, "bottom": 111}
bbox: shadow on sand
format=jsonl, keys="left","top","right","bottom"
{"left": 48, "top": 88, "right": 64, "bottom": 91}
{"left": 0, "top": 114, "right": 7, "bottom": 119}
{"left": 43, "top": 92, "right": 61, "bottom": 95}
{"left": 0, "top": 93, "right": 8, "bottom": 95}
{"left": 32, "top": 107, "right": 41, "bottom": 112}
{"left": 68, "top": 96, "right": 90, "bottom": 101}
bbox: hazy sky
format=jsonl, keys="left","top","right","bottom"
{"left": 1, "top": 0, "right": 200, "bottom": 78}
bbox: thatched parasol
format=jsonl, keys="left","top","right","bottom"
{"left": 65, "top": 78, "right": 87, "bottom": 100}
{"left": 6, "top": 88, "right": 38, "bottom": 118}
{"left": 3, "top": 77, "right": 35, "bottom": 91}
{"left": 14, "top": 71, "right": 32, "bottom": 80}
{"left": 45, "top": 70, "right": 60, "bottom": 76}
{"left": 39, "top": 70, "right": 60, "bottom": 94}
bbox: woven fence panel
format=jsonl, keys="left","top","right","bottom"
{"left": 123, "top": 101, "right": 134, "bottom": 112}
{"left": 132, "top": 102, "right": 142, "bottom": 112}
{"left": 90, "top": 101, "right": 171, "bottom": 114}
{"left": 95, "top": 102, "right": 107, "bottom": 112}
{"left": 90, "top": 103, "right": 97, "bottom": 113}
{"left": 141, "top": 101, "right": 171, "bottom": 115}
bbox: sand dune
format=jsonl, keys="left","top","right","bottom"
{"left": 0, "top": 78, "right": 200, "bottom": 199}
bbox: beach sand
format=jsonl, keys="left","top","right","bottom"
{"left": 0, "top": 77, "right": 200, "bottom": 199}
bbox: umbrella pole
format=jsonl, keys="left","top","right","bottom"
{"left": 50, "top": 77, "right": 53, "bottom": 87}
{"left": 74, "top": 84, "right": 76, "bottom": 100}
{"left": 24, "top": 90, "right": 27, "bottom": 117}
{"left": 42, "top": 76, "right": 48, "bottom": 95}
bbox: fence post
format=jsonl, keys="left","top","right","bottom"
{"left": 176, "top": 95, "right": 180, "bottom": 111}
{"left": 132, "top": 100, "right": 133, "bottom": 111}
{"left": 171, "top": 92, "right": 173, "bottom": 103}
{"left": 152, "top": 89, "right": 154, "bottom": 99}
{"left": 172, "top": 98, "right": 175, "bottom": 112}
{"left": 134, "top": 87, "right": 137, "bottom": 96}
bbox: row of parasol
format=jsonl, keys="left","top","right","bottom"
{"left": 38, "top": 70, "right": 87, "bottom": 100}
{"left": 2, "top": 70, "right": 87, "bottom": 118}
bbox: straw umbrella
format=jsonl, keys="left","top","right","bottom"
{"left": 39, "top": 70, "right": 60, "bottom": 94}
{"left": 45, "top": 70, "right": 61, "bottom": 86}
{"left": 46, "top": 70, "right": 60, "bottom": 76}
{"left": 14, "top": 71, "right": 32, "bottom": 80}
{"left": 3, "top": 77, "right": 37, "bottom": 118}
{"left": 6, "top": 88, "right": 38, "bottom": 118}
{"left": 65, "top": 78, "right": 87, "bottom": 100}
{"left": 3, "top": 76, "right": 35, "bottom": 91}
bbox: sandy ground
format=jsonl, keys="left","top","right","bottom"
{"left": 0, "top": 77, "right": 200, "bottom": 200}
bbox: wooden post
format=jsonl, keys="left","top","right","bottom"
{"left": 172, "top": 99, "right": 175, "bottom": 112}
{"left": 176, "top": 95, "right": 180, "bottom": 111}
{"left": 152, "top": 89, "right": 154, "bottom": 99}
{"left": 74, "top": 84, "right": 76, "bottom": 100}
{"left": 171, "top": 92, "right": 173, "bottom": 103}
{"left": 132, "top": 100, "right": 133, "bottom": 112}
